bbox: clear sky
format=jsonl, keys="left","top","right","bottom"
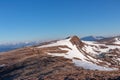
{"left": 0, "top": 0, "right": 120, "bottom": 43}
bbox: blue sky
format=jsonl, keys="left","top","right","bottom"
{"left": 0, "top": 0, "right": 120, "bottom": 43}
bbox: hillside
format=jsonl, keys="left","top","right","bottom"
{"left": 0, "top": 36, "right": 120, "bottom": 80}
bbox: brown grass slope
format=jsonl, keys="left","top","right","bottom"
{"left": 0, "top": 46, "right": 120, "bottom": 80}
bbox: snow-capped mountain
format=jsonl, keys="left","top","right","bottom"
{"left": 1, "top": 35, "right": 120, "bottom": 70}
{"left": 98, "top": 36, "right": 120, "bottom": 45}
{"left": 81, "top": 36, "right": 105, "bottom": 41}
{"left": 0, "top": 35, "right": 120, "bottom": 80}
{"left": 37, "top": 36, "right": 120, "bottom": 71}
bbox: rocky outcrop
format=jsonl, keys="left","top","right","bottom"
{"left": 70, "top": 36, "right": 84, "bottom": 48}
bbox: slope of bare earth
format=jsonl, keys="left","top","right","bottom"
{"left": 0, "top": 46, "right": 120, "bottom": 80}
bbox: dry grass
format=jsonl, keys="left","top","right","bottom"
{"left": 0, "top": 46, "right": 120, "bottom": 80}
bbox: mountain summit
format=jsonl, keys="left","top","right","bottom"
{"left": 70, "top": 36, "right": 84, "bottom": 48}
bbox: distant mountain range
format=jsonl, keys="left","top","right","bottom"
{"left": 0, "top": 41, "right": 40, "bottom": 52}
{"left": 0, "top": 35, "right": 120, "bottom": 53}
{"left": 81, "top": 36, "right": 105, "bottom": 41}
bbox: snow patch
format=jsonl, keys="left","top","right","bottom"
{"left": 73, "top": 59, "right": 118, "bottom": 71}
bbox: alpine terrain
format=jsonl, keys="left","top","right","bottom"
{"left": 0, "top": 35, "right": 120, "bottom": 80}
